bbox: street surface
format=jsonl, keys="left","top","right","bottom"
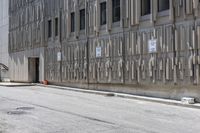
{"left": 0, "top": 86, "right": 200, "bottom": 133}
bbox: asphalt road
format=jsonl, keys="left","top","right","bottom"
{"left": 0, "top": 86, "right": 200, "bottom": 133}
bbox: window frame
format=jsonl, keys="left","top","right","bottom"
{"left": 80, "top": 9, "right": 86, "bottom": 30}
{"left": 48, "top": 19, "right": 52, "bottom": 38}
{"left": 55, "top": 17, "right": 59, "bottom": 37}
{"left": 141, "top": 0, "right": 151, "bottom": 16}
{"left": 71, "top": 12, "right": 75, "bottom": 33}
{"left": 112, "top": 0, "right": 120, "bottom": 23}
{"left": 158, "top": 0, "right": 170, "bottom": 12}
{"left": 100, "top": 2, "right": 107, "bottom": 25}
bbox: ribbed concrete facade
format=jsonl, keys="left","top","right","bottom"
{"left": 9, "top": 0, "right": 200, "bottom": 101}
{"left": 9, "top": 0, "right": 45, "bottom": 82}
{"left": 0, "top": 0, "right": 9, "bottom": 81}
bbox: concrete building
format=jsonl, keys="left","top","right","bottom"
{"left": 8, "top": 0, "right": 200, "bottom": 102}
{"left": 9, "top": 0, "right": 45, "bottom": 83}
{"left": 0, "top": 0, "right": 9, "bottom": 81}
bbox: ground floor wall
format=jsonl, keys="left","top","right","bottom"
{"left": 44, "top": 21, "right": 200, "bottom": 102}
{"left": 9, "top": 48, "right": 45, "bottom": 82}
{"left": 49, "top": 81, "right": 200, "bottom": 102}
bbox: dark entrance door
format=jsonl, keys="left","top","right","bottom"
{"left": 35, "top": 58, "right": 39, "bottom": 83}
{"left": 28, "top": 58, "right": 40, "bottom": 83}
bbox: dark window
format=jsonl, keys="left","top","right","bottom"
{"left": 71, "top": 12, "right": 75, "bottom": 32}
{"left": 100, "top": 2, "right": 107, "bottom": 25}
{"left": 55, "top": 17, "right": 59, "bottom": 36}
{"left": 48, "top": 20, "right": 52, "bottom": 38}
{"left": 112, "top": 0, "right": 120, "bottom": 23}
{"left": 80, "top": 9, "right": 86, "bottom": 30}
{"left": 158, "top": 0, "right": 169, "bottom": 12}
{"left": 141, "top": 0, "right": 151, "bottom": 16}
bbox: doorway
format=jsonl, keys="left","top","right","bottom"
{"left": 35, "top": 58, "right": 39, "bottom": 83}
{"left": 29, "top": 58, "right": 40, "bottom": 83}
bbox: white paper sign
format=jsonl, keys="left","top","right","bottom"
{"left": 57, "top": 52, "right": 62, "bottom": 61}
{"left": 96, "top": 47, "right": 102, "bottom": 58}
{"left": 148, "top": 39, "right": 157, "bottom": 53}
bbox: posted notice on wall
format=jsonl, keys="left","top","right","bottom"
{"left": 148, "top": 39, "right": 157, "bottom": 53}
{"left": 57, "top": 52, "right": 62, "bottom": 61}
{"left": 96, "top": 47, "right": 102, "bottom": 58}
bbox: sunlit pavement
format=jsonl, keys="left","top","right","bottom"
{"left": 0, "top": 86, "right": 200, "bottom": 133}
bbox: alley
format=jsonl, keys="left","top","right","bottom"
{"left": 0, "top": 86, "right": 200, "bottom": 133}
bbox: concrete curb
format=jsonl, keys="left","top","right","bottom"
{"left": 37, "top": 84, "right": 200, "bottom": 110}
{"left": 0, "top": 83, "right": 35, "bottom": 87}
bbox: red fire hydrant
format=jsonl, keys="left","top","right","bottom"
{"left": 43, "top": 80, "right": 48, "bottom": 85}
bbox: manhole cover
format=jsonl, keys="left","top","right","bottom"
{"left": 16, "top": 107, "right": 35, "bottom": 110}
{"left": 7, "top": 110, "right": 26, "bottom": 115}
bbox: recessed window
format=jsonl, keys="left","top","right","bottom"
{"left": 71, "top": 12, "right": 75, "bottom": 32}
{"left": 55, "top": 17, "right": 59, "bottom": 36}
{"left": 48, "top": 20, "right": 52, "bottom": 38}
{"left": 112, "top": 0, "right": 120, "bottom": 23}
{"left": 100, "top": 2, "right": 107, "bottom": 25}
{"left": 141, "top": 0, "right": 151, "bottom": 16}
{"left": 158, "top": 0, "right": 169, "bottom": 12}
{"left": 80, "top": 9, "right": 86, "bottom": 30}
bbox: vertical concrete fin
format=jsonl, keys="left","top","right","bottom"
{"left": 130, "top": 0, "right": 135, "bottom": 26}
{"left": 120, "top": 0, "right": 124, "bottom": 27}
{"left": 192, "top": 29, "right": 196, "bottom": 50}
{"left": 175, "top": 29, "right": 178, "bottom": 51}
{"left": 197, "top": 26, "right": 200, "bottom": 49}
{"left": 106, "top": 0, "right": 112, "bottom": 32}
{"left": 186, "top": 0, "right": 193, "bottom": 15}
{"left": 135, "top": 0, "right": 140, "bottom": 25}
{"left": 95, "top": 0, "right": 100, "bottom": 33}
{"left": 193, "top": 0, "right": 199, "bottom": 9}
{"left": 125, "top": 0, "right": 130, "bottom": 27}
{"left": 169, "top": 0, "right": 174, "bottom": 22}
{"left": 151, "top": 0, "right": 157, "bottom": 24}
{"left": 75, "top": 0, "right": 79, "bottom": 37}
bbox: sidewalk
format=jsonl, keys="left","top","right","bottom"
{"left": 38, "top": 84, "right": 200, "bottom": 110}
{"left": 0, "top": 82, "right": 35, "bottom": 87}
